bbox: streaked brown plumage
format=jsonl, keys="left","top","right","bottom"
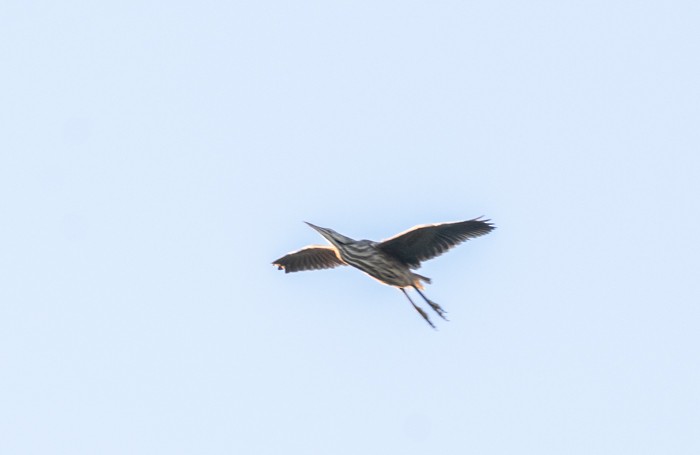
{"left": 273, "top": 218, "right": 495, "bottom": 328}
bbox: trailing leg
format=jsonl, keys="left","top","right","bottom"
{"left": 400, "top": 288, "right": 435, "bottom": 329}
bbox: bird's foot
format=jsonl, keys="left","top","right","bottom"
{"left": 427, "top": 300, "right": 448, "bottom": 321}
{"left": 413, "top": 305, "right": 436, "bottom": 329}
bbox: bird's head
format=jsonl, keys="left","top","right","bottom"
{"left": 305, "top": 222, "right": 354, "bottom": 248}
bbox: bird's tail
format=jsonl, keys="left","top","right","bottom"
{"left": 412, "top": 273, "right": 432, "bottom": 290}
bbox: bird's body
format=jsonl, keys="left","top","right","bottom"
{"left": 332, "top": 240, "right": 425, "bottom": 289}
{"left": 272, "top": 218, "right": 495, "bottom": 328}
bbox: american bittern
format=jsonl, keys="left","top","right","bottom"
{"left": 273, "top": 218, "right": 495, "bottom": 328}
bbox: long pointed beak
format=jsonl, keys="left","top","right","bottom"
{"left": 304, "top": 221, "right": 328, "bottom": 232}
{"left": 304, "top": 221, "right": 333, "bottom": 242}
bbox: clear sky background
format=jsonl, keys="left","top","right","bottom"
{"left": 1, "top": 1, "right": 699, "bottom": 454}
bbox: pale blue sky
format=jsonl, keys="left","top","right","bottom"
{"left": 1, "top": 1, "right": 699, "bottom": 454}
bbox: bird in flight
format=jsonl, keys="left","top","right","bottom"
{"left": 272, "top": 218, "right": 495, "bottom": 328}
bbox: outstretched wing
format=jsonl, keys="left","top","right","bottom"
{"left": 376, "top": 218, "right": 495, "bottom": 269}
{"left": 272, "top": 246, "right": 346, "bottom": 273}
